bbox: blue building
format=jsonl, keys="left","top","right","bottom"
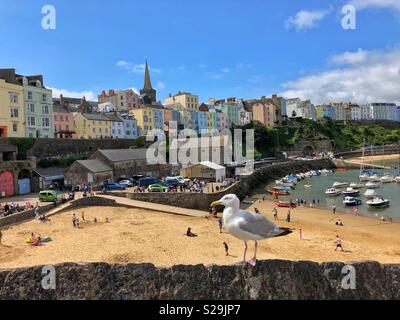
{"left": 197, "top": 111, "right": 208, "bottom": 134}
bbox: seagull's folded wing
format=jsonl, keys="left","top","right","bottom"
{"left": 237, "top": 210, "right": 286, "bottom": 239}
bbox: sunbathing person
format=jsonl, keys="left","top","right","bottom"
{"left": 187, "top": 228, "right": 198, "bottom": 238}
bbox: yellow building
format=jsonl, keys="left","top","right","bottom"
{"left": 130, "top": 107, "right": 154, "bottom": 135}
{"left": 164, "top": 92, "right": 199, "bottom": 111}
{"left": 0, "top": 78, "right": 25, "bottom": 137}
{"left": 73, "top": 113, "right": 112, "bottom": 139}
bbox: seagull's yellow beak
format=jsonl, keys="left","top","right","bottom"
{"left": 211, "top": 200, "right": 222, "bottom": 208}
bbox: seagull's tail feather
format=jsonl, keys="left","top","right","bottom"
{"left": 274, "top": 228, "right": 293, "bottom": 238}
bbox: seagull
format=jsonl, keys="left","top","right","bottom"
{"left": 211, "top": 194, "right": 292, "bottom": 266}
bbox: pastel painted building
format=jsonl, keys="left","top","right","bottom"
{"left": 19, "top": 75, "right": 53, "bottom": 138}
{"left": 74, "top": 113, "right": 111, "bottom": 139}
{"left": 53, "top": 106, "right": 75, "bottom": 138}
{"left": 153, "top": 108, "right": 165, "bottom": 131}
{"left": 164, "top": 92, "right": 199, "bottom": 111}
{"left": 0, "top": 76, "right": 25, "bottom": 138}
{"left": 119, "top": 113, "right": 138, "bottom": 139}
{"left": 105, "top": 113, "right": 124, "bottom": 139}
{"left": 216, "top": 111, "right": 229, "bottom": 132}
{"left": 252, "top": 101, "right": 276, "bottom": 128}
{"left": 369, "top": 103, "right": 398, "bottom": 121}
{"left": 99, "top": 89, "right": 141, "bottom": 111}
{"left": 197, "top": 111, "right": 209, "bottom": 134}
{"left": 130, "top": 107, "right": 154, "bottom": 136}
{"left": 219, "top": 103, "right": 240, "bottom": 127}
{"left": 163, "top": 107, "right": 181, "bottom": 134}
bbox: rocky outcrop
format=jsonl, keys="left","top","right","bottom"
{"left": 0, "top": 260, "right": 398, "bottom": 300}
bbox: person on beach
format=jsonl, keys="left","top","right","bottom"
{"left": 286, "top": 210, "right": 291, "bottom": 223}
{"left": 187, "top": 228, "right": 198, "bottom": 237}
{"left": 0, "top": 230, "right": 2, "bottom": 245}
{"left": 255, "top": 208, "right": 260, "bottom": 214}
{"left": 72, "top": 213, "right": 77, "bottom": 227}
{"left": 335, "top": 235, "right": 344, "bottom": 252}
{"left": 81, "top": 211, "right": 85, "bottom": 221}
{"left": 76, "top": 218, "right": 80, "bottom": 228}
{"left": 332, "top": 204, "right": 337, "bottom": 215}
{"left": 218, "top": 218, "right": 223, "bottom": 233}
{"left": 223, "top": 242, "right": 229, "bottom": 256}
{"left": 34, "top": 205, "right": 40, "bottom": 219}
{"left": 105, "top": 217, "right": 110, "bottom": 224}
{"left": 273, "top": 208, "right": 279, "bottom": 221}
{"left": 299, "top": 229, "right": 303, "bottom": 240}
{"left": 336, "top": 219, "right": 344, "bottom": 227}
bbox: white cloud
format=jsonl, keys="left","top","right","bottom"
{"left": 349, "top": 0, "right": 400, "bottom": 11}
{"left": 280, "top": 48, "right": 400, "bottom": 104}
{"left": 237, "top": 62, "right": 252, "bottom": 70}
{"left": 221, "top": 68, "right": 230, "bottom": 73}
{"left": 116, "top": 60, "right": 161, "bottom": 74}
{"left": 178, "top": 65, "right": 186, "bottom": 71}
{"left": 49, "top": 87, "right": 97, "bottom": 101}
{"left": 285, "top": 9, "right": 330, "bottom": 31}
{"left": 156, "top": 81, "right": 166, "bottom": 90}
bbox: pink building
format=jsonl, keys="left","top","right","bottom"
{"left": 53, "top": 106, "right": 75, "bottom": 138}
{"left": 98, "top": 89, "right": 142, "bottom": 111}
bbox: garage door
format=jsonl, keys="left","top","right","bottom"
{"left": 0, "top": 171, "right": 14, "bottom": 197}
{"left": 18, "top": 178, "right": 31, "bottom": 195}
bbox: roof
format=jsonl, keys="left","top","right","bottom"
{"left": 0, "top": 144, "right": 17, "bottom": 153}
{"left": 104, "top": 113, "right": 123, "bottom": 122}
{"left": 189, "top": 161, "right": 226, "bottom": 170}
{"left": 33, "top": 167, "right": 65, "bottom": 179}
{"left": 75, "top": 160, "right": 112, "bottom": 173}
{"left": 81, "top": 113, "right": 110, "bottom": 121}
{"left": 97, "top": 149, "right": 148, "bottom": 162}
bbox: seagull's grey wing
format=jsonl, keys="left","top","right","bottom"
{"left": 237, "top": 209, "right": 287, "bottom": 239}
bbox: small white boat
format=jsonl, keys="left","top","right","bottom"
{"left": 359, "top": 173, "right": 370, "bottom": 182}
{"left": 365, "top": 181, "right": 381, "bottom": 189}
{"left": 333, "top": 182, "right": 349, "bottom": 188}
{"left": 325, "top": 188, "right": 341, "bottom": 196}
{"left": 367, "top": 197, "right": 390, "bottom": 208}
{"left": 363, "top": 189, "right": 378, "bottom": 199}
{"left": 349, "top": 183, "right": 364, "bottom": 189}
{"left": 369, "top": 174, "right": 381, "bottom": 182}
{"left": 343, "top": 196, "right": 362, "bottom": 207}
{"left": 395, "top": 176, "right": 400, "bottom": 183}
{"left": 342, "top": 187, "right": 360, "bottom": 197}
{"left": 380, "top": 175, "right": 394, "bottom": 183}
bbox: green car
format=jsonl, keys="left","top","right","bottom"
{"left": 39, "top": 190, "right": 59, "bottom": 202}
{"left": 148, "top": 184, "right": 169, "bottom": 193}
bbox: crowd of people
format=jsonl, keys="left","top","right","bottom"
{"left": 0, "top": 202, "right": 35, "bottom": 217}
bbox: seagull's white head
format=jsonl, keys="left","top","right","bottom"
{"left": 211, "top": 194, "right": 240, "bottom": 211}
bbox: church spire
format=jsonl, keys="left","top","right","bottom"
{"left": 140, "top": 58, "right": 157, "bottom": 104}
{"left": 143, "top": 59, "right": 153, "bottom": 90}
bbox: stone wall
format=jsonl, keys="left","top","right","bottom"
{"left": 0, "top": 203, "right": 55, "bottom": 228}
{"left": 117, "top": 159, "right": 336, "bottom": 210}
{"left": 0, "top": 260, "right": 398, "bottom": 300}
{"left": 26, "top": 138, "right": 138, "bottom": 159}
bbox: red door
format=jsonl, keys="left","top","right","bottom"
{"left": 0, "top": 171, "right": 14, "bottom": 197}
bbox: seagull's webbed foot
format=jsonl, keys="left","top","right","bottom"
{"left": 247, "top": 258, "right": 257, "bottom": 267}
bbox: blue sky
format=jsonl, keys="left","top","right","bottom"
{"left": 1, "top": 0, "right": 400, "bottom": 104}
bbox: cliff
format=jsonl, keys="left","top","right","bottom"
{"left": 0, "top": 260, "right": 399, "bottom": 300}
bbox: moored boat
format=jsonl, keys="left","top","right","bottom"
{"left": 349, "top": 182, "right": 364, "bottom": 189}
{"left": 343, "top": 196, "right": 362, "bottom": 207}
{"left": 274, "top": 201, "right": 296, "bottom": 208}
{"left": 267, "top": 189, "right": 290, "bottom": 196}
{"left": 367, "top": 197, "right": 390, "bottom": 208}
{"left": 380, "top": 175, "right": 394, "bottom": 183}
{"left": 365, "top": 181, "right": 381, "bottom": 189}
{"left": 342, "top": 187, "right": 360, "bottom": 197}
{"left": 325, "top": 187, "right": 341, "bottom": 196}
{"left": 363, "top": 189, "right": 378, "bottom": 199}
{"left": 333, "top": 181, "right": 349, "bottom": 188}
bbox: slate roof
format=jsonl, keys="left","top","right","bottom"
{"left": 97, "top": 149, "right": 148, "bottom": 162}
{"left": 75, "top": 160, "right": 112, "bottom": 173}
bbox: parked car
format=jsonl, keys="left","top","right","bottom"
{"left": 148, "top": 183, "right": 169, "bottom": 193}
{"left": 118, "top": 177, "right": 138, "bottom": 186}
{"left": 39, "top": 190, "right": 59, "bottom": 202}
{"left": 119, "top": 179, "right": 134, "bottom": 187}
{"left": 139, "top": 177, "right": 161, "bottom": 188}
{"left": 100, "top": 182, "right": 127, "bottom": 191}
{"left": 164, "top": 178, "right": 179, "bottom": 189}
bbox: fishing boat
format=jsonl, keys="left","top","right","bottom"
{"left": 349, "top": 182, "right": 364, "bottom": 189}
{"left": 267, "top": 189, "right": 290, "bottom": 196}
{"left": 333, "top": 181, "right": 349, "bottom": 188}
{"left": 325, "top": 188, "right": 341, "bottom": 196}
{"left": 274, "top": 201, "right": 296, "bottom": 208}
{"left": 342, "top": 187, "right": 360, "bottom": 197}
{"left": 343, "top": 196, "right": 362, "bottom": 207}
{"left": 365, "top": 181, "right": 381, "bottom": 189}
{"left": 363, "top": 189, "right": 378, "bottom": 199}
{"left": 367, "top": 197, "right": 390, "bottom": 208}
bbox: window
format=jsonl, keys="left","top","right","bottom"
{"left": 42, "top": 105, "right": 49, "bottom": 114}
{"left": 42, "top": 94, "right": 47, "bottom": 102}
{"left": 13, "top": 124, "right": 17, "bottom": 132}
{"left": 10, "top": 108, "right": 19, "bottom": 118}
{"left": 28, "top": 116, "right": 36, "bottom": 126}
{"left": 10, "top": 93, "right": 18, "bottom": 104}
{"left": 28, "top": 91, "right": 33, "bottom": 100}
{"left": 60, "top": 115, "right": 64, "bottom": 121}
{"left": 42, "top": 117, "right": 50, "bottom": 127}
{"left": 66, "top": 125, "right": 69, "bottom": 130}
{"left": 126, "top": 131, "right": 130, "bottom": 136}
{"left": 28, "top": 103, "right": 35, "bottom": 113}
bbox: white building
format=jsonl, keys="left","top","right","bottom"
{"left": 369, "top": 103, "right": 398, "bottom": 120}
{"left": 350, "top": 105, "right": 361, "bottom": 121}
{"left": 360, "top": 105, "right": 372, "bottom": 120}
{"left": 120, "top": 113, "right": 138, "bottom": 139}
{"left": 285, "top": 98, "right": 314, "bottom": 119}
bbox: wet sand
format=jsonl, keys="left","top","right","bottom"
{"left": 1, "top": 202, "right": 399, "bottom": 269}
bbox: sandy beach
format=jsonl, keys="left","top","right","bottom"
{"left": 348, "top": 154, "right": 400, "bottom": 163}
{"left": 1, "top": 201, "right": 399, "bottom": 269}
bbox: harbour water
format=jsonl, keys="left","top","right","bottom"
{"left": 257, "top": 160, "right": 400, "bottom": 221}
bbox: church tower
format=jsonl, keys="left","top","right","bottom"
{"left": 140, "top": 59, "right": 157, "bottom": 104}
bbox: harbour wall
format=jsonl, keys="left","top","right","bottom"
{"left": 0, "top": 260, "right": 399, "bottom": 300}
{"left": 114, "top": 159, "right": 336, "bottom": 210}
